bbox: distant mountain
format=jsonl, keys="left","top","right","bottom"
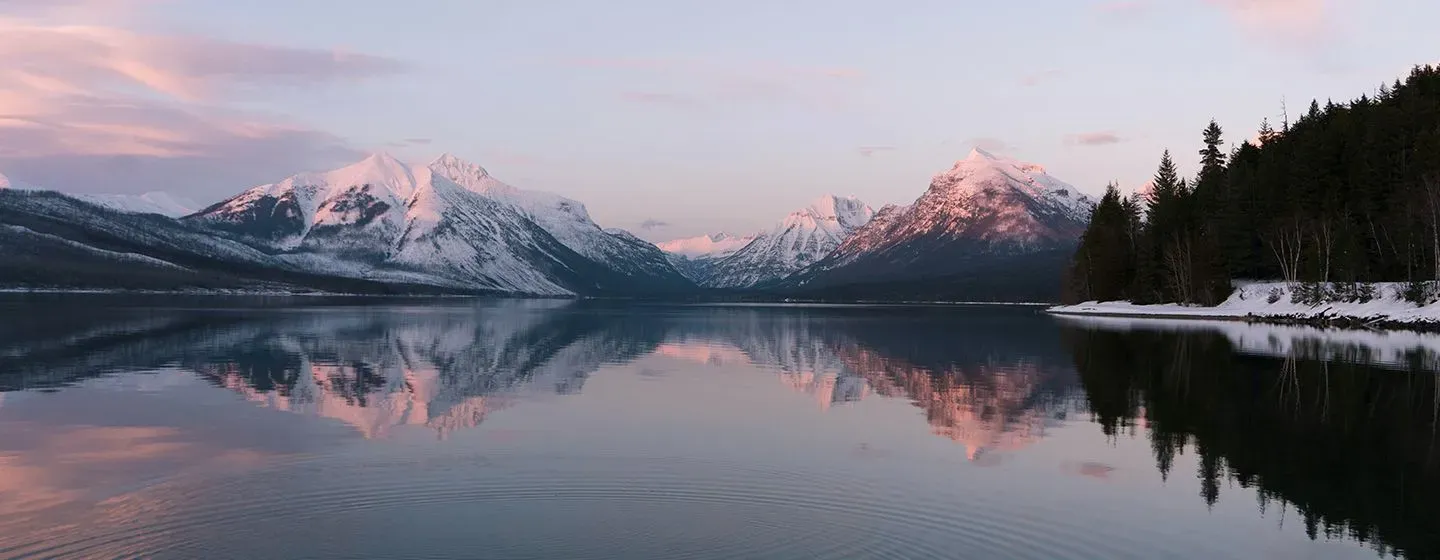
{"left": 0, "top": 171, "right": 38, "bottom": 191}
{"left": 185, "top": 153, "right": 692, "bottom": 296}
{"left": 75, "top": 192, "right": 199, "bottom": 218}
{"left": 780, "top": 149, "right": 1094, "bottom": 301}
{"left": 428, "top": 154, "right": 687, "bottom": 290}
{"left": 657, "top": 232, "right": 755, "bottom": 259}
{"left": 0, "top": 189, "right": 456, "bottom": 294}
{"left": 0, "top": 148, "right": 1099, "bottom": 301}
{"left": 655, "top": 232, "right": 758, "bottom": 282}
{"left": 701, "top": 195, "right": 873, "bottom": 288}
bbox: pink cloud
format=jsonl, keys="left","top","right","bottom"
{"left": 553, "top": 57, "right": 862, "bottom": 111}
{"left": 0, "top": 17, "right": 397, "bottom": 194}
{"left": 1019, "top": 68, "right": 1063, "bottom": 87}
{"left": 619, "top": 91, "right": 703, "bottom": 108}
{"left": 0, "top": 19, "right": 402, "bottom": 102}
{"left": 1066, "top": 131, "right": 1125, "bottom": 146}
{"left": 962, "top": 137, "right": 1014, "bottom": 153}
{"left": 1206, "top": 0, "right": 1330, "bottom": 46}
{"left": 1094, "top": 1, "right": 1149, "bottom": 17}
{"left": 556, "top": 57, "right": 862, "bottom": 81}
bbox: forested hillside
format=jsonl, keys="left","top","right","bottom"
{"left": 1065, "top": 65, "right": 1440, "bottom": 306}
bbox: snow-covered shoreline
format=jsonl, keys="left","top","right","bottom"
{"left": 1048, "top": 282, "right": 1440, "bottom": 329}
{"left": 1053, "top": 313, "right": 1440, "bottom": 372}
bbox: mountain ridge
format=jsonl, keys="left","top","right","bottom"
{"left": 0, "top": 149, "right": 1096, "bottom": 301}
{"left": 697, "top": 194, "right": 874, "bottom": 288}
{"left": 777, "top": 150, "right": 1094, "bottom": 301}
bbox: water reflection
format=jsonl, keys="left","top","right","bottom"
{"left": 1, "top": 298, "right": 1437, "bottom": 558}
{"left": 0, "top": 301, "right": 1078, "bottom": 454}
{"left": 1061, "top": 315, "right": 1440, "bottom": 559}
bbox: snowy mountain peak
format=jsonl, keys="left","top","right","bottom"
{"left": 656, "top": 231, "right": 757, "bottom": 259}
{"left": 966, "top": 147, "right": 1000, "bottom": 161}
{"left": 1133, "top": 180, "right": 1156, "bottom": 203}
{"left": 789, "top": 152, "right": 1096, "bottom": 291}
{"left": 427, "top": 153, "right": 518, "bottom": 199}
{"left": 327, "top": 152, "right": 416, "bottom": 193}
{"left": 786, "top": 195, "right": 874, "bottom": 231}
{"left": 697, "top": 196, "right": 874, "bottom": 288}
{"left": 931, "top": 150, "right": 1085, "bottom": 216}
{"left": 0, "top": 172, "right": 10, "bottom": 190}
{"left": 430, "top": 153, "right": 492, "bottom": 180}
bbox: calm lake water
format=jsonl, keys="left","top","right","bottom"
{"left": 1, "top": 295, "right": 1437, "bottom": 559}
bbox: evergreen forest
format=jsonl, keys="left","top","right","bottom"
{"left": 1064, "top": 65, "right": 1440, "bottom": 306}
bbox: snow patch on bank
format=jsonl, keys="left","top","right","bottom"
{"left": 1050, "top": 282, "right": 1440, "bottom": 326}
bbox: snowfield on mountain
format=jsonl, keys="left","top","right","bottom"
{"left": 779, "top": 148, "right": 1095, "bottom": 301}
{"left": 185, "top": 153, "right": 691, "bottom": 296}
{"left": 699, "top": 195, "right": 873, "bottom": 288}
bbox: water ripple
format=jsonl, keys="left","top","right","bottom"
{"left": 2, "top": 453, "right": 1223, "bottom": 560}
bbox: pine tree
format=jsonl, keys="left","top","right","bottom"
{"left": 1066, "top": 184, "right": 1136, "bottom": 303}
{"left": 1198, "top": 120, "right": 1227, "bottom": 181}
{"left": 1258, "top": 118, "right": 1277, "bottom": 145}
{"left": 1192, "top": 120, "right": 1233, "bottom": 304}
{"left": 1065, "top": 65, "right": 1440, "bottom": 305}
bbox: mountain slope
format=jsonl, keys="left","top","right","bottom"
{"left": 781, "top": 149, "right": 1094, "bottom": 301}
{"left": 657, "top": 232, "right": 756, "bottom": 259}
{"left": 0, "top": 190, "right": 462, "bottom": 293}
{"left": 656, "top": 232, "right": 758, "bottom": 282}
{"left": 702, "top": 195, "right": 873, "bottom": 288}
{"left": 428, "top": 154, "right": 692, "bottom": 293}
{"left": 185, "top": 153, "right": 693, "bottom": 296}
{"left": 75, "top": 192, "right": 199, "bottom": 217}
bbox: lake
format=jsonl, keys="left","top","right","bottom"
{"left": 0, "top": 295, "right": 1436, "bottom": 559}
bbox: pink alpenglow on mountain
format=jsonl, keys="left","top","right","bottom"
{"left": 656, "top": 232, "right": 756, "bottom": 260}
{"left": 701, "top": 195, "right": 874, "bottom": 288}
{"left": 782, "top": 149, "right": 1095, "bottom": 300}
{"left": 185, "top": 152, "right": 689, "bottom": 295}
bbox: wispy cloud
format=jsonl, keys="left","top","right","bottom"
{"left": 962, "top": 137, "right": 1014, "bottom": 153}
{"left": 620, "top": 91, "right": 703, "bottom": 108}
{"left": 1066, "top": 131, "right": 1125, "bottom": 146}
{"left": 1205, "top": 0, "right": 1331, "bottom": 47}
{"left": 0, "top": 15, "right": 401, "bottom": 193}
{"left": 857, "top": 146, "right": 895, "bottom": 157}
{"left": 1019, "top": 68, "right": 1063, "bottom": 87}
{"left": 639, "top": 219, "right": 670, "bottom": 230}
{"left": 385, "top": 137, "right": 432, "bottom": 148}
{"left": 551, "top": 57, "right": 863, "bottom": 112}
{"left": 1093, "top": 1, "right": 1149, "bottom": 17}
{"left": 558, "top": 57, "right": 863, "bottom": 81}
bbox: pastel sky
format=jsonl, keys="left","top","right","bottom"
{"left": 0, "top": 0, "right": 1436, "bottom": 240}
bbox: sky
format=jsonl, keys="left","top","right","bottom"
{"left": 0, "top": 0, "right": 1436, "bottom": 241}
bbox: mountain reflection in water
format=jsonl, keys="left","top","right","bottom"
{"left": 0, "top": 296, "right": 1437, "bottom": 559}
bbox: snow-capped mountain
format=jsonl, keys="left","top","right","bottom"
{"left": 0, "top": 189, "right": 350, "bottom": 293}
{"left": 1132, "top": 180, "right": 1156, "bottom": 203}
{"left": 655, "top": 232, "right": 759, "bottom": 282}
{"left": 186, "top": 153, "right": 691, "bottom": 295}
{"left": 782, "top": 149, "right": 1094, "bottom": 300}
{"left": 656, "top": 232, "right": 756, "bottom": 259}
{"left": 75, "top": 192, "right": 199, "bottom": 217}
{"left": 700, "top": 195, "right": 873, "bottom": 288}
{"left": 427, "top": 154, "right": 685, "bottom": 286}
{"left": 0, "top": 171, "right": 38, "bottom": 191}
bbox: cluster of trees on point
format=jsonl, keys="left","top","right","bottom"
{"left": 1064, "top": 64, "right": 1440, "bottom": 305}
